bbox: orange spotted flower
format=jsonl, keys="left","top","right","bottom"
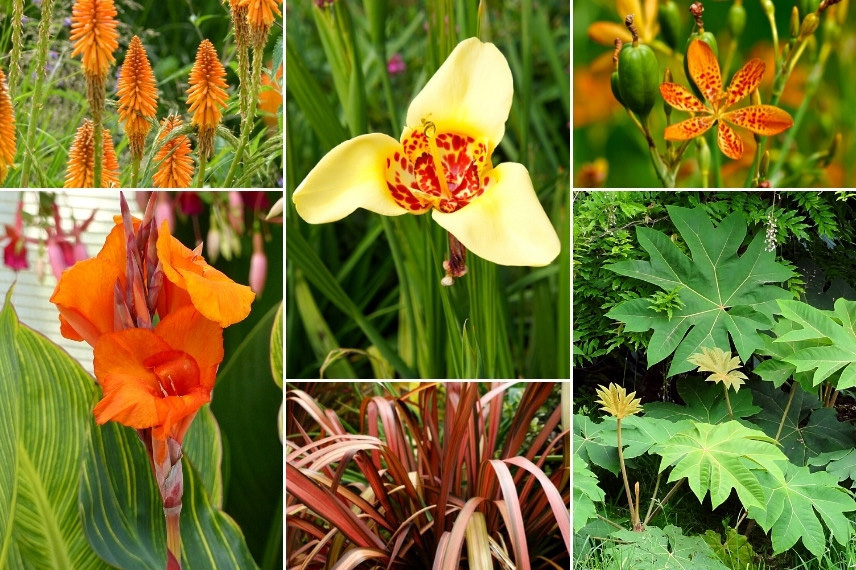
{"left": 117, "top": 36, "right": 158, "bottom": 160}
{"left": 70, "top": 0, "right": 119, "bottom": 79}
{"left": 153, "top": 115, "right": 195, "bottom": 188}
{"left": 186, "top": 39, "right": 229, "bottom": 159}
{"left": 660, "top": 39, "right": 794, "bottom": 160}
{"left": 0, "top": 68, "right": 15, "bottom": 185}
{"left": 65, "top": 119, "right": 121, "bottom": 187}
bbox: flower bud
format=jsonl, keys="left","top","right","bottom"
{"left": 728, "top": 1, "right": 746, "bottom": 38}
{"left": 799, "top": 12, "right": 820, "bottom": 40}
{"left": 206, "top": 225, "right": 221, "bottom": 264}
{"left": 228, "top": 191, "right": 244, "bottom": 233}
{"left": 249, "top": 232, "right": 267, "bottom": 297}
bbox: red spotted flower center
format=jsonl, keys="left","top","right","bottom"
{"left": 385, "top": 124, "right": 491, "bottom": 214}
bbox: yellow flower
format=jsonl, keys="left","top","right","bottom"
{"left": 0, "top": 68, "right": 16, "bottom": 185}
{"left": 588, "top": 0, "right": 659, "bottom": 47}
{"left": 595, "top": 383, "right": 642, "bottom": 420}
{"left": 186, "top": 39, "right": 228, "bottom": 159}
{"left": 117, "top": 35, "right": 158, "bottom": 160}
{"left": 687, "top": 347, "right": 748, "bottom": 392}
{"left": 153, "top": 115, "right": 195, "bottom": 188}
{"left": 292, "top": 38, "right": 560, "bottom": 267}
{"left": 65, "top": 119, "right": 120, "bottom": 188}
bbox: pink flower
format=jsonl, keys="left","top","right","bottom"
{"left": 387, "top": 53, "right": 406, "bottom": 75}
{"left": 2, "top": 202, "right": 28, "bottom": 271}
{"left": 249, "top": 231, "right": 267, "bottom": 296}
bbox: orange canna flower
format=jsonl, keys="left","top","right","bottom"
{"left": 660, "top": 40, "right": 794, "bottom": 160}
{"left": 65, "top": 119, "right": 121, "bottom": 187}
{"left": 0, "top": 68, "right": 15, "bottom": 185}
{"left": 186, "top": 39, "right": 228, "bottom": 159}
{"left": 153, "top": 115, "right": 195, "bottom": 188}
{"left": 117, "top": 36, "right": 158, "bottom": 160}
{"left": 70, "top": 0, "right": 119, "bottom": 79}
{"left": 156, "top": 221, "right": 255, "bottom": 327}
{"left": 92, "top": 305, "right": 224, "bottom": 443}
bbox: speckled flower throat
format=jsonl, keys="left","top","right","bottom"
{"left": 385, "top": 123, "right": 490, "bottom": 214}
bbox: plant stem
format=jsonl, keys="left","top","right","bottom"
{"left": 130, "top": 156, "right": 141, "bottom": 188}
{"left": 643, "top": 471, "right": 662, "bottom": 526}
{"left": 195, "top": 151, "right": 208, "bottom": 188}
{"left": 223, "top": 45, "right": 263, "bottom": 187}
{"left": 596, "top": 514, "right": 626, "bottom": 531}
{"left": 20, "top": 0, "right": 55, "bottom": 187}
{"left": 775, "top": 381, "right": 798, "bottom": 442}
{"left": 645, "top": 477, "right": 686, "bottom": 523}
{"left": 723, "top": 385, "right": 734, "bottom": 420}
{"left": 9, "top": 0, "right": 23, "bottom": 97}
{"left": 616, "top": 418, "right": 639, "bottom": 528}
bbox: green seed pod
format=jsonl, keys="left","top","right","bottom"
{"left": 618, "top": 16, "right": 659, "bottom": 119}
{"left": 658, "top": 0, "right": 682, "bottom": 50}
{"left": 728, "top": 1, "right": 746, "bottom": 38}
{"left": 799, "top": 0, "right": 821, "bottom": 18}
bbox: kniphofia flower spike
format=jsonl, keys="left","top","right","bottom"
{"left": 117, "top": 36, "right": 158, "bottom": 160}
{"left": 293, "top": 38, "right": 560, "bottom": 269}
{"left": 660, "top": 39, "right": 794, "bottom": 159}
{"left": 0, "top": 68, "right": 15, "bottom": 185}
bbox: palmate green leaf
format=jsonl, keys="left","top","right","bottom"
{"left": 573, "top": 414, "right": 618, "bottom": 474}
{"left": 573, "top": 455, "right": 605, "bottom": 532}
{"left": 644, "top": 377, "right": 760, "bottom": 424}
{"left": 0, "top": 289, "right": 106, "bottom": 569}
{"left": 777, "top": 298, "right": 856, "bottom": 389}
{"left": 652, "top": 421, "right": 786, "bottom": 509}
{"left": 701, "top": 528, "right": 756, "bottom": 570}
{"left": 747, "top": 463, "right": 856, "bottom": 557}
{"left": 597, "top": 415, "right": 692, "bottom": 460}
{"left": 749, "top": 381, "right": 855, "bottom": 466}
{"left": 755, "top": 318, "right": 822, "bottom": 391}
{"left": 608, "top": 525, "right": 728, "bottom": 570}
{"left": 808, "top": 449, "right": 856, "bottom": 487}
{"left": 606, "top": 206, "right": 793, "bottom": 376}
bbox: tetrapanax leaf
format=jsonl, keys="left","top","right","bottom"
{"left": 644, "top": 377, "right": 759, "bottom": 424}
{"left": 573, "top": 455, "right": 605, "bottom": 532}
{"left": 777, "top": 298, "right": 856, "bottom": 389}
{"left": 747, "top": 463, "right": 856, "bottom": 556}
{"left": 702, "top": 528, "right": 756, "bottom": 570}
{"left": 606, "top": 206, "right": 793, "bottom": 375}
{"left": 652, "top": 421, "right": 786, "bottom": 509}
{"left": 611, "top": 525, "right": 729, "bottom": 570}
{"left": 597, "top": 415, "right": 693, "bottom": 460}
{"left": 746, "top": 381, "right": 849, "bottom": 466}
{"left": 573, "top": 414, "right": 619, "bottom": 474}
{"left": 808, "top": 449, "right": 856, "bottom": 487}
{"left": 755, "top": 319, "right": 822, "bottom": 391}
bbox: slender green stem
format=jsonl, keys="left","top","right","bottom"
{"left": 643, "top": 471, "right": 662, "bottom": 526}
{"left": 645, "top": 477, "right": 686, "bottom": 523}
{"left": 616, "top": 418, "right": 638, "bottom": 527}
{"left": 377, "top": 46, "right": 400, "bottom": 135}
{"left": 596, "top": 514, "right": 626, "bottom": 531}
{"left": 20, "top": 0, "right": 55, "bottom": 187}
{"left": 195, "top": 151, "right": 208, "bottom": 188}
{"left": 130, "top": 156, "right": 141, "bottom": 188}
{"left": 224, "top": 45, "right": 264, "bottom": 187}
{"left": 723, "top": 384, "right": 734, "bottom": 420}
{"left": 775, "top": 381, "right": 798, "bottom": 441}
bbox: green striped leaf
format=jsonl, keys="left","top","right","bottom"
{"left": 270, "top": 303, "right": 283, "bottom": 387}
{"left": 0, "top": 288, "right": 107, "bottom": 569}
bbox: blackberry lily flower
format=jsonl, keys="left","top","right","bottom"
{"left": 292, "top": 38, "right": 561, "bottom": 271}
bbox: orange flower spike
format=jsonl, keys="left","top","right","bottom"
{"left": 660, "top": 39, "right": 794, "bottom": 160}
{"left": 65, "top": 119, "right": 121, "bottom": 187}
{"left": 156, "top": 221, "right": 254, "bottom": 327}
{"left": 92, "top": 306, "right": 224, "bottom": 442}
{"left": 153, "top": 115, "right": 195, "bottom": 188}
{"left": 117, "top": 36, "right": 158, "bottom": 161}
{"left": 186, "top": 39, "right": 229, "bottom": 159}
{"left": 0, "top": 68, "right": 15, "bottom": 184}
{"left": 239, "top": 0, "right": 282, "bottom": 45}
{"left": 70, "top": 0, "right": 119, "bottom": 79}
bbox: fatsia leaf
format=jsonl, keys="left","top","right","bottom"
{"left": 644, "top": 377, "right": 759, "bottom": 424}
{"left": 652, "top": 421, "right": 786, "bottom": 509}
{"left": 749, "top": 381, "right": 854, "bottom": 465}
{"left": 747, "top": 463, "right": 856, "bottom": 556}
{"left": 609, "top": 525, "right": 728, "bottom": 570}
{"left": 606, "top": 206, "right": 792, "bottom": 376}
{"left": 573, "top": 414, "right": 619, "bottom": 474}
{"left": 573, "top": 456, "right": 605, "bottom": 532}
{"left": 777, "top": 298, "right": 856, "bottom": 389}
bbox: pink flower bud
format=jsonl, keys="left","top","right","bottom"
{"left": 47, "top": 238, "right": 67, "bottom": 279}
{"left": 177, "top": 192, "right": 204, "bottom": 216}
{"left": 249, "top": 232, "right": 266, "bottom": 296}
{"left": 206, "top": 226, "right": 221, "bottom": 264}
{"left": 228, "top": 191, "right": 244, "bottom": 233}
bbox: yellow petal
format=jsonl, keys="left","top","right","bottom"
{"left": 292, "top": 133, "right": 409, "bottom": 223}
{"left": 431, "top": 163, "right": 560, "bottom": 267}
{"left": 587, "top": 22, "right": 632, "bottom": 46}
{"left": 405, "top": 38, "right": 512, "bottom": 152}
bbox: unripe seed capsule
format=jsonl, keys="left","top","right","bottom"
{"left": 799, "top": 13, "right": 820, "bottom": 40}
{"left": 728, "top": 0, "right": 746, "bottom": 38}
{"left": 658, "top": 0, "right": 682, "bottom": 50}
{"left": 618, "top": 15, "right": 659, "bottom": 119}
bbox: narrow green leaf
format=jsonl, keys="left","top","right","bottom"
{"left": 270, "top": 303, "right": 283, "bottom": 388}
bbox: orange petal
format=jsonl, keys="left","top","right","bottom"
{"left": 688, "top": 39, "right": 722, "bottom": 105}
{"left": 717, "top": 121, "right": 744, "bottom": 160}
{"left": 617, "top": 0, "right": 642, "bottom": 23}
{"left": 663, "top": 116, "right": 716, "bottom": 141}
{"left": 154, "top": 306, "right": 223, "bottom": 390}
{"left": 50, "top": 256, "right": 124, "bottom": 346}
{"left": 722, "top": 105, "right": 794, "bottom": 136}
{"left": 587, "top": 22, "right": 631, "bottom": 46}
{"left": 725, "top": 58, "right": 765, "bottom": 108}
{"left": 660, "top": 82, "right": 708, "bottom": 112}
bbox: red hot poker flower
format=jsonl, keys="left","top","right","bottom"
{"left": 660, "top": 39, "right": 794, "bottom": 160}
{"left": 117, "top": 36, "right": 158, "bottom": 160}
